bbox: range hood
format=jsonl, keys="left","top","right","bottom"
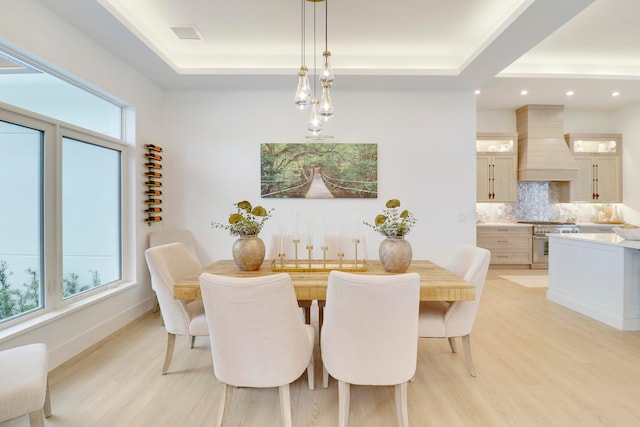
{"left": 516, "top": 105, "right": 578, "bottom": 182}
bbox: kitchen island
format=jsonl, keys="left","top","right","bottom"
{"left": 548, "top": 233, "right": 640, "bottom": 330}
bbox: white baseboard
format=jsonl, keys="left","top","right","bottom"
{"left": 48, "top": 295, "right": 156, "bottom": 368}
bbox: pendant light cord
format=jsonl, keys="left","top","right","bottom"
{"left": 313, "top": 1, "right": 317, "bottom": 97}
{"left": 301, "top": 0, "right": 305, "bottom": 66}
{"left": 325, "top": 0, "right": 328, "bottom": 51}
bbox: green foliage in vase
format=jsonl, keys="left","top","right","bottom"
{"left": 211, "top": 200, "right": 274, "bottom": 236}
{"left": 364, "top": 199, "right": 417, "bottom": 237}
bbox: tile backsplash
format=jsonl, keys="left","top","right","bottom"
{"left": 476, "top": 182, "right": 617, "bottom": 223}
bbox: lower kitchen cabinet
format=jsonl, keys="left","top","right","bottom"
{"left": 477, "top": 225, "right": 532, "bottom": 266}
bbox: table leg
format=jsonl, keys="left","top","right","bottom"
{"left": 298, "top": 300, "right": 312, "bottom": 324}
{"left": 318, "top": 300, "right": 325, "bottom": 330}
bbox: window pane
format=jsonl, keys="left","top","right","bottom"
{"left": 0, "top": 120, "right": 43, "bottom": 322}
{"left": 0, "top": 50, "right": 122, "bottom": 139}
{"left": 62, "top": 137, "right": 121, "bottom": 299}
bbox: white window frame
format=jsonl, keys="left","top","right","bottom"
{"left": 0, "top": 102, "right": 131, "bottom": 330}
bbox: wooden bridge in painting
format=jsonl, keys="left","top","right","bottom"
{"left": 305, "top": 167, "right": 334, "bottom": 198}
{"left": 261, "top": 166, "right": 377, "bottom": 198}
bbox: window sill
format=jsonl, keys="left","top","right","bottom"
{"left": 0, "top": 281, "right": 139, "bottom": 344}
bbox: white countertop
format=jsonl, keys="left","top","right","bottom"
{"left": 577, "top": 222, "right": 625, "bottom": 227}
{"left": 476, "top": 222, "right": 532, "bottom": 227}
{"left": 549, "top": 233, "right": 640, "bottom": 249}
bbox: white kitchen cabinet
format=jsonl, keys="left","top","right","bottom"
{"left": 565, "top": 133, "right": 622, "bottom": 202}
{"left": 476, "top": 133, "right": 517, "bottom": 203}
{"left": 548, "top": 233, "right": 640, "bottom": 330}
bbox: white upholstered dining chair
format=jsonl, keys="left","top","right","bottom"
{"left": 149, "top": 229, "right": 202, "bottom": 318}
{"left": 417, "top": 244, "right": 491, "bottom": 376}
{"left": 321, "top": 270, "right": 420, "bottom": 427}
{"left": 0, "top": 343, "right": 51, "bottom": 427}
{"left": 199, "top": 272, "right": 315, "bottom": 427}
{"left": 144, "top": 242, "right": 208, "bottom": 374}
{"left": 149, "top": 229, "right": 201, "bottom": 263}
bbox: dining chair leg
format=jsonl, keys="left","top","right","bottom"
{"left": 461, "top": 334, "right": 476, "bottom": 377}
{"left": 28, "top": 410, "right": 44, "bottom": 427}
{"left": 448, "top": 336, "right": 458, "bottom": 353}
{"left": 43, "top": 379, "right": 51, "bottom": 417}
{"left": 322, "top": 366, "right": 329, "bottom": 388}
{"left": 395, "top": 382, "right": 409, "bottom": 427}
{"left": 162, "top": 333, "right": 176, "bottom": 374}
{"left": 190, "top": 335, "right": 196, "bottom": 349}
{"left": 216, "top": 383, "right": 233, "bottom": 427}
{"left": 278, "top": 384, "right": 293, "bottom": 427}
{"left": 338, "top": 380, "right": 350, "bottom": 427}
{"left": 318, "top": 300, "right": 325, "bottom": 329}
{"left": 306, "top": 359, "right": 315, "bottom": 390}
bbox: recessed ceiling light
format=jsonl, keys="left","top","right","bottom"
{"left": 170, "top": 26, "right": 203, "bottom": 40}
{"left": 475, "top": 90, "right": 480, "bottom": 95}
{"left": 612, "top": 91, "right": 621, "bottom": 97}
{"left": 566, "top": 90, "right": 574, "bottom": 96}
{"left": 520, "top": 90, "right": 528, "bottom": 95}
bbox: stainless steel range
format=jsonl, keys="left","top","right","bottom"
{"left": 519, "top": 222, "right": 580, "bottom": 269}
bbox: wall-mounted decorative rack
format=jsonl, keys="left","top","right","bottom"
{"left": 144, "top": 144, "right": 163, "bottom": 225}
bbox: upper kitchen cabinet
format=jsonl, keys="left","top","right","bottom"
{"left": 564, "top": 133, "right": 622, "bottom": 203}
{"left": 476, "top": 133, "right": 518, "bottom": 203}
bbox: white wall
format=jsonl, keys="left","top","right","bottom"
{"left": 0, "top": 0, "right": 162, "bottom": 367}
{"left": 477, "top": 109, "right": 517, "bottom": 133}
{"left": 162, "top": 88, "right": 479, "bottom": 267}
{"left": 611, "top": 104, "right": 640, "bottom": 225}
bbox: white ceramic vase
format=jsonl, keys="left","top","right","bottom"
{"left": 379, "top": 236, "right": 412, "bottom": 273}
{"left": 232, "top": 235, "right": 266, "bottom": 271}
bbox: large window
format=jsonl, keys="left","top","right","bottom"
{"left": 0, "top": 47, "right": 126, "bottom": 326}
{"left": 0, "top": 107, "right": 126, "bottom": 325}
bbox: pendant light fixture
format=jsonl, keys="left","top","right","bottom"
{"left": 294, "top": 0, "right": 311, "bottom": 110}
{"left": 294, "top": 0, "right": 334, "bottom": 136}
{"left": 318, "top": 0, "right": 334, "bottom": 121}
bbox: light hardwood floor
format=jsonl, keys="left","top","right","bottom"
{"left": 4, "top": 269, "right": 640, "bottom": 427}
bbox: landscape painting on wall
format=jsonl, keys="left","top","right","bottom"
{"left": 260, "top": 143, "right": 378, "bottom": 199}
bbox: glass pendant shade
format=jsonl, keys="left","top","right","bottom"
{"left": 294, "top": 67, "right": 311, "bottom": 109}
{"left": 307, "top": 98, "right": 323, "bottom": 135}
{"left": 319, "top": 83, "right": 334, "bottom": 121}
{"left": 320, "top": 51, "right": 334, "bottom": 83}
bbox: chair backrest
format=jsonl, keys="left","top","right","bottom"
{"left": 145, "top": 242, "right": 203, "bottom": 335}
{"left": 321, "top": 270, "right": 420, "bottom": 386}
{"left": 441, "top": 245, "right": 491, "bottom": 335}
{"left": 199, "top": 272, "right": 313, "bottom": 388}
{"left": 149, "top": 229, "right": 199, "bottom": 261}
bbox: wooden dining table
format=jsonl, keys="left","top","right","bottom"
{"left": 173, "top": 259, "right": 475, "bottom": 325}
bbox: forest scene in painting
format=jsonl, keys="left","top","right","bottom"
{"left": 261, "top": 143, "right": 377, "bottom": 198}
